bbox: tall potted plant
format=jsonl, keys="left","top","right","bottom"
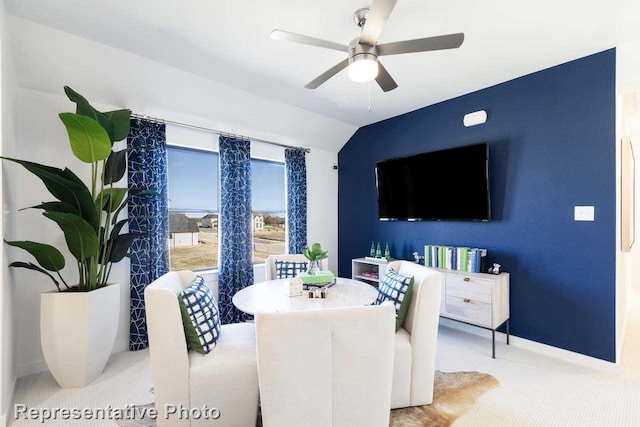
{"left": 2, "top": 87, "right": 138, "bottom": 387}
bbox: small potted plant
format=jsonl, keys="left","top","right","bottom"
{"left": 302, "top": 242, "right": 328, "bottom": 275}
{"left": 2, "top": 86, "right": 139, "bottom": 387}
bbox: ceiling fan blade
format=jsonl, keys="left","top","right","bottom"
{"left": 377, "top": 33, "right": 464, "bottom": 56}
{"left": 359, "top": 0, "right": 398, "bottom": 47}
{"left": 375, "top": 61, "right": 398, "bottom": 92}
{"left": 271, "top": 30, "right": 349, "bottom": 52}
{"left": 305, "top": 59, "right": 349, "bottom": 89}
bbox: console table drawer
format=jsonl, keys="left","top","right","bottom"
{"left": 437, "top": 269, "right": 509, "bottom": 358}
{"left": 444, "top": 296, "right": 492, "bottom": 327}
{"left": 445, "top": 275, "right": 492, "bottom": 304}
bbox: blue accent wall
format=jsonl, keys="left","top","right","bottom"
{"left": 338, "top": 49, "right": 616, "bottom": 362}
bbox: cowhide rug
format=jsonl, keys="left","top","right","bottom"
{"left": 390, "top": 371, "right": 499, "bottom": 427}
{"left": 115, "top": 371, "right": 498, "bottom": 427}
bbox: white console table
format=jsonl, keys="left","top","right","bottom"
{"left": 350, "top": 257, "right": 510, "bottom": 358}
{"left": 437, "top": 268, "right": 510, "bottom": 358}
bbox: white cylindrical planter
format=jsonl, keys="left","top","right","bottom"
{"left": 41, "top": 283, "right": 120, "bottom": 388}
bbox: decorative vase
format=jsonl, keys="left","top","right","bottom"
{"left": 385, "top": 243, "right": 391, "bottom": 260}
{"left": 375, "top": 243, "right": 382, "bottom": 258}
{"left": 40, "top": 283, "right": 120, "bottom": 388}
{"left": 370, "top": 241, "right": 376, "bottom": 257}
{"left": 308, "top": 260, "right": 321, "bottom": 275}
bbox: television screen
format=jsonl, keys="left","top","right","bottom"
{"left": 375, "top": 142, "right": 491, "bottom": 221}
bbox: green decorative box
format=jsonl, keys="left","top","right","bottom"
{"left": 297, "top": 271, "right": 335, "bottom": 285}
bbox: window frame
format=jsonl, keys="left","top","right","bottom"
{"left": 165, "top": 143, "right": 287, "bottom": 272}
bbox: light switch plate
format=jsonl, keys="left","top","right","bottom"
{"left": 574, "top": 206, "right": 595, "bottom": 221}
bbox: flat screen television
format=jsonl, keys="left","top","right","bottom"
{"left": 375, "top": 142, "right": 491, "bottom": 221}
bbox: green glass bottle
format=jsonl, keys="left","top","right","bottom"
{"left": 384, "top": 243, "right": 391, "bottom": 260}
{"left": 370, "top": 241, "right": 376, "bottom": 257}
{"left": 375, "top": 242, "right": 382, "bottom": 258}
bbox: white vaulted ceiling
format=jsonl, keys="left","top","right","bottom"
{"left": 5, "top": 0, "right": 639, "bottom": 141}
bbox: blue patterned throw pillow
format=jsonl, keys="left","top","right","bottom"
{"left": 275, "top": 260, "right": 308, "bottom": 279}
{"left": 178, "top": 276, "right": 221, "bottom": 355}
{"left": 374, "top": 269, "right": 414, "bottom": 331}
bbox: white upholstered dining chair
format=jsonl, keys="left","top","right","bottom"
{"left": 255, "top": 303, "right": 396, "bottom": 427}
{"left": 386, "top": 260, "right": 443, "bottom": 408}
{"left": 264, "top": 253, "right": 328, "bottom": 280}
{"left": 144, "top": 270, "right": 259, "bottom": 427}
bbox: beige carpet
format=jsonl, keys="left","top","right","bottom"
{"left": 115, "top": 371, "right": 498, "bottom": 427}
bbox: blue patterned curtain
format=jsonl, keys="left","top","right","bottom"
{"left": 127, "top": 118, "right": 169, "bottom": 350}
{"left": 218, "top": 136, "right": 254, "bottom": 324}
{"left": 285, "top": 148, "right": 307, "bottom": 254}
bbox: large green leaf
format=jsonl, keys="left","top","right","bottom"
{"left": 1, "top": 157, "right": 99, "bottom": 230}
{"left": 110, "top": 219, "right": 128, "bottom": 239}
{"left": 43, "top": 212, "right": 99, "bottom": 260}
{"left": 64, "top": 86, "right": 98, "bottom": 119}
{"left": 64, "top": 87, "right": 131, "bottom": 144}
{"left": 59, "top": 113, "right": 112, "bottom": 163}
{"left": 109, "top": 233, "right": 140, "bottom": 263}
{"left": 98, "top": 225, "right": 106, "bottom": 250}
{"left": 104, "top": 109, "right": 131, "bottom": 141}
{"left": 8, "top": 262, "right": 61, "bottom": 291}
{"left": 20, "top": 201, "right": 79, "bottom": 215}
{"left": 104, "top": 149, "right": 127, "bottom": 184}
{"left": 96, "top": 188, "right": 127, "bottom": 213}
{"left": 59, "top": 167, "right": 87, "bottom": 187}
{"left": 64, "top": 86, "right": 115, "bottom": 142}
{"left": 107, "top": 219, "right": 140, "bottom": 263}
{"left": 5, "top": 240, "right": 65, "bottom": 271}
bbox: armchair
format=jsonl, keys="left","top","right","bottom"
{"left": 387, "top": 260, "right": 443, "bottom": 408}
{"left": 144, "top": 270, "right": 259, "bottom": 426}
{"left": 255, "top": 303, "right": 396, "bottom": 427}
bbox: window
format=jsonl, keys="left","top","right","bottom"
{"left": 251, "top": 159, "right": 286, "bottom": 263}
{"left": 167, "top": 146, "right": 218, "bottom": 271}
{"left": 166, "top": 145, "right": 286, "bottom": 271}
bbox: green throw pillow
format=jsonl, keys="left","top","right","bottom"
{"left": 374, "top": 269, "right": 414, "bottom": 331}
{"left": 178, "top": 276, "right": 221, "bottom": 354}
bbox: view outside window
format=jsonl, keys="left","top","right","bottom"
{"left": 167, "top": 146, "right": 286, "bottom": 271}
{"left": 252, "top": 159, "right": 286, "bottom": 263}
{"left": 167, "top": 146, "right": 219, "bottom": 271}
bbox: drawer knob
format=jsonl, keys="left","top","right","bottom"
{"left": 463, "top": 298, "right": 471, "bottom": 303}
{"left": 463, "top": 277, "right": 471, "bottom": 282}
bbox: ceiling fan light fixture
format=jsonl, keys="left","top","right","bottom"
{"left": 348, "top": 53, "right": 378, "bottom": 83}
{"left": 272, "top": 2, "right": 464, "bottom": 91}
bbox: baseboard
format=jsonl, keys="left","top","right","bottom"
{"left": 17, "top": 360, "right": 48, "bottom": 378}
{"left": 439, "top": 318, "right": 619, "bottom": 373}
{"left": 617, "top": 302, "right": 629, "bottom": 364}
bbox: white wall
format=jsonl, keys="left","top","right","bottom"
{"left": 0, "top": 0, "right": 16, "bottom": 422}
{"left": 306, "top": 148, "right": 339, "bottom": 273}
{"left": 11, "top": 57, "right": 342, "bottom": 378}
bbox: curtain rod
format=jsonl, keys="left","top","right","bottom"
{"left": 131, "top": 113, "right": 311, "bottom": 153}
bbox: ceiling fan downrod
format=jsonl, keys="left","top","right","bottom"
{"left": 353, "top": 8, "right": 369, "bottom": 28}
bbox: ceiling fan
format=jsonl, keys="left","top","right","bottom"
{"left": 271, "top": 0, "right": 464, "bottom": 92}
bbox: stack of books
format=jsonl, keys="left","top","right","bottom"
{"left": 424, "top": 245, "right": 487, "bottom": 273}
{"left": 297, "top": 271, "right": 336, "bottom": 290}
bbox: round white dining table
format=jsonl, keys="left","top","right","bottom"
{"left": 232, "top": 277, "right": 379, "bottom": 315}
